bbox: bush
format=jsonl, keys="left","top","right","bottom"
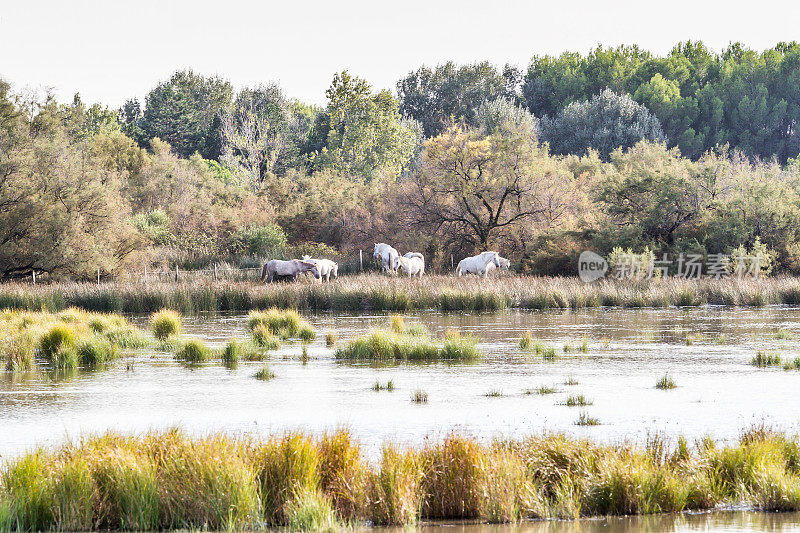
{"left": 230, "top": 224, "right": 287, "bottom": 257}
{"left": 131, "top": 209, "right": 172, "bottom": 246}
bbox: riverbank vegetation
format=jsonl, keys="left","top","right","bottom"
{"left": 1, "top": 427, "right": 799, "bottom": 530}
{"left": 6, "top": 42, "right": 800, "bottom": 281}
{"left": 3, "top": 276, "right": 800, "bottom": 315}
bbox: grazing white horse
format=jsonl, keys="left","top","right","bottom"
{"left": 261, "top": 259, "right": 320, "bottom": 283}
{"left": 397, "top": 255, "right": 425, "bottom": 278}
{"left": 373, "top": 243, "right": 399, "bottom": 273}
{"left": 497, "top": 256, "right": 511, "bottom": 271}
{"left": 456, "top": 251, "right": 504, "bottom": 278}
{"left": 302, "top": 255, "right": 339, "bottom": 282}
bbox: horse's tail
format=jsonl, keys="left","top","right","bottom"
{"left": 260, "top": 262, "right": 268, "bottom": 282}
{"left": 456, "top": 263, "right": 463, "bottom": 277}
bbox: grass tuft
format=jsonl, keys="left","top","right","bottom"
{"left": 575, "top": 412, "right": 600, "bottom": 426}
{"left": 564, "top": 394, "right": 593, "bottom": 407}
{"left": 336, "top": 327, "right": 480, "bottom": 362}
{"left": 176, "top": 339, "right": 211, "bottom": 364}
{"left": 655, "top": 374, "right": 677, "bottom": 390}
{"left": 254, "top": 365, "right": 275, "bottom": 381}
{"left": 150, "top": 309, "right": 181, "bottom": 341}
{"left": 412, "top": 389, "right": 428, "bottom": 404}
{"left": 752, "top": 350, "right": 782, "bottom": 367}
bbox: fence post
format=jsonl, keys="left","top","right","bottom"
{"left": 214, "top": 263, "right": 218, "bottom": 281}
{"left": 451, "top": 254, "right": 454, "bottom": 270}
{"left": 32, "top": 270, "right": 36, "bottom": 286}
{"left": 144, "top": 264, "right": 148, "bottom": 284}
{"left": 97, "top": 269, "right": 100, "bottom": 285}
{"left": 175, "top": 264, "right": 179, "bottom": 282}
{"left": 359, "top": 250, "right": 363, "bottom": 272}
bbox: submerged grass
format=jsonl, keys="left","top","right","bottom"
{"left": 4, "top": 275, "right": 800, "bottom": 314}
{"left": 752, "top": 351, "right": 782, "bottom": 367}
{"left": 564, "top": 395, "right": 593, "bottom": 407}
{"left": 372, "top": 380, "right": 395, "bottom": 392}
{"left": 575, "top": 412, "right": 600, "bottom": 426}
{"left": 3, "top": 427, "right": 800, "bottom": 529}
{"left": 253, "top": 365, "right": 275, "bottom": 381}
{"left": 656, "top": 374, "right": 677, "bottom": 390}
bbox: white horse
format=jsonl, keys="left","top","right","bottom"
{"left": 456, "top": 252, "right": 503, "bottom": 278}
{"left": 397, "top": 255, "right": 425, "bottom": 278}
{"left": 261, "top": 259, "right": 320, "bottom": 283}
{"left": 302, "top": 255, "right": 339, "bottom": 282}
{"left": 373, "top": 243, "right": 399, "bottom": 274}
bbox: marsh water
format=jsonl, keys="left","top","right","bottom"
{"left": 390, "top": 511, "right": 800, "bottom": 531}
{"left": 3, "top": 307, "right": 800, "bottom": 460}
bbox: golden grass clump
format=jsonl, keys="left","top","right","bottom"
{"left": 150, "top": 309, "right": 182, "bottom": 341}
{"left": 248, "top": 308, "right": 313, "bottom": 340}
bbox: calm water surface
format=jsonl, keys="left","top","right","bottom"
{"left": 2, "top": 307, "right": 800, "bottom": 461}
{"left": 392, "top": 511, "right": 800, "bottom": 532}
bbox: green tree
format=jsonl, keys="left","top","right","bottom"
{"left": 315, "top": 71, "right": 421, "bottom": 182}
{"left": 542, "top": 89, "right": 666, "bottom": 160}
{"left": 0, "top": 89, "right": 138, "bottom": 279}
{"left": 397, "top": 61, "right": 519, "bottom": 137}
{"left": 139, "top": 70, "right": 233, "bottom": 159}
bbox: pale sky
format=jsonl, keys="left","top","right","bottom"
{"left": 2, "top": 0, "right": 800, "bottom": 108}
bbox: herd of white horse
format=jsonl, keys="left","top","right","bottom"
{"left": 260, "top": 243, "right": 510, "bottom": 283}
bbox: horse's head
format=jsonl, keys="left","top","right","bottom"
{"left": 498, "top": 257, "right": 510, "bottom": 271}
{"left": 332, "top": 263, "right": 339, "bottom": 277}
{"left": 493, "top": 254, "right": 501, "bottom": 268}
{"left": 300, "top": 260, "right": 321, "bottom": 279}
{"left": 373, "top": 244, "right": 381, "bottom": 258}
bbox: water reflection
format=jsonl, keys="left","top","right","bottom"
{"left": 391, "top": 511, "right": 800, "bottom": 532}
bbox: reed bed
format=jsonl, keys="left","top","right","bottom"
{"left": 2, "top": 428, "right": 800, "bottom": 531}
{"left": 0, "top": 309, "right": 147, "bottom": 372}
{"left": 3, "top": 275, "right": 800, "bottom": 314}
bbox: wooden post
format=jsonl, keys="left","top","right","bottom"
{"left": 213, "top": 263, "right": 218, "bottom": 281}
{"left": 359, "top": 250, "right": 363, "bottom": 272}
{"left": 32, "top": 270, "right": 36, "bottom": 286}
{"left": 175, "top": 264, "right": 179, "bottom": 282}
{"left": 97, "top": 269, "right": 100, "bottom": 285}
{"left": 451, "top": 254, "right": 454, "bottom": 269}
{"left": 144, "top": 264, "right": 148, "bottom": 284}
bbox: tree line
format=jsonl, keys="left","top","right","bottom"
{"left": 2, "top": 40, "right": 800, "bottom": 280}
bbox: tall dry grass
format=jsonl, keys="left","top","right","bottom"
{"left": 2, "top": 427, "right": 800, "bottom": 530}
{"left": 2, "top": 275, "right": 799, "bottom": 314}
